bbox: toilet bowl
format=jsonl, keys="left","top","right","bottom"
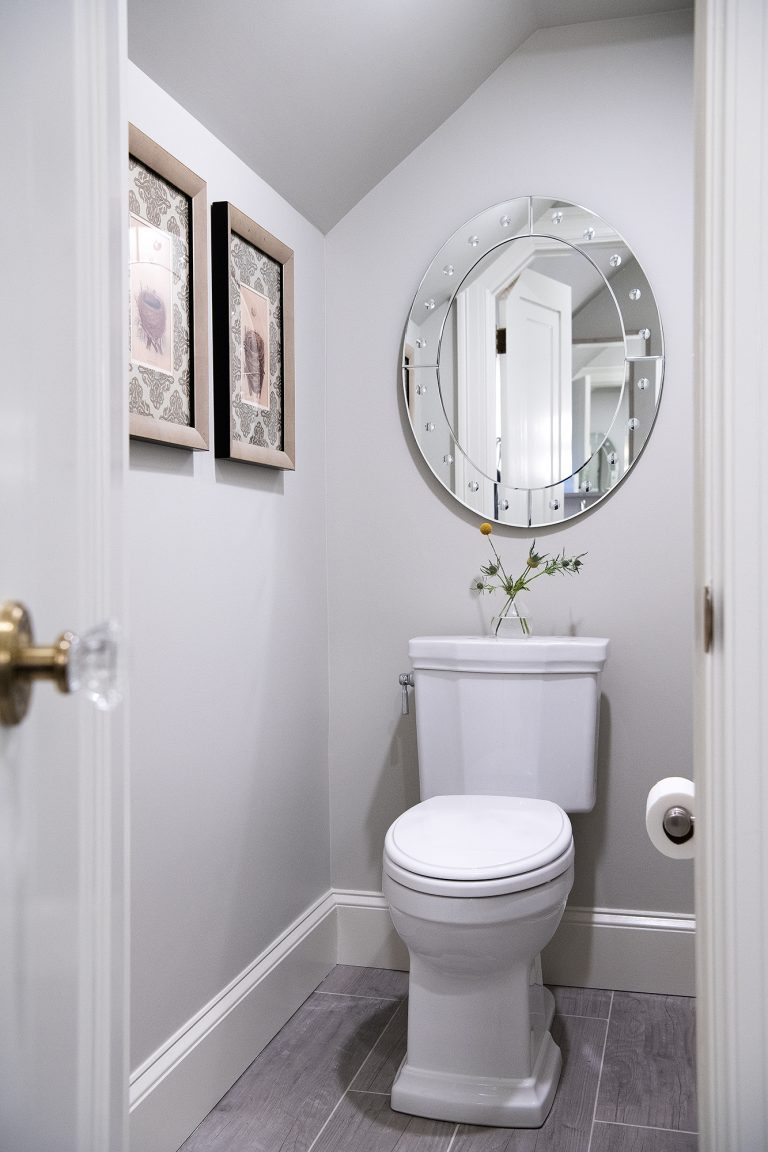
{"left": 383, "top": 794, "right": 574, "bottom": 1128}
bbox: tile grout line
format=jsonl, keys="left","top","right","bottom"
{"left": 345, "top": 1093, "right": 461, "bottom": 1145}
{"left": 315, "top": 989, "right": 403, "bottom": 1002}
{"left": 444, "top": 1123, "right": 460, "bottom": 1151}
{"left": 555, "top": 1011, "right": 611, "bottom": 1022}
{"left": 306, "top": 1005, "right": 403, "bottom": 1152}
{"left": 586, "top": 989, "right": 613, "bottom": 1152}
{"left": 594, "top": 1119, "right": 699, "bottom": 1135}
{"left": 305, "top": 1085, "right": 349, "bottom": 1152}
{"left": 349, "top": 1001, "right": 404, "bottom": 1085}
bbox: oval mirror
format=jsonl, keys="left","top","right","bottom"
{"left": 402, "top": 198, "right": 664, "bottom": 526}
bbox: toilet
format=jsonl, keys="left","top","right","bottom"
{"left": 383, "top": 634, "right": 609, "bottom": 1128}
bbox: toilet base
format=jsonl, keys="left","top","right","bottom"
{"left": 390, "top": 1026, "right": 562, "bottom": 1128}
{"left": 383, "top": 862, "right": 573, "bottom": 1129}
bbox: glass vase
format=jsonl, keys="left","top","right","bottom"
{"left": 490, "top": 600, "right": 531, "bottom": 637}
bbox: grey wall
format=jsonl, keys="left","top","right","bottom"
{"left": 325, "top": 13, "right": 694, "bottom": 914}
{"left": 127, "top": 65, "right": 330, "bottom": 1071}
{"left": 126, "top": 12, "right": 695, "bottom": 1075}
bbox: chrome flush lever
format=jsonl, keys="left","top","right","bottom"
{"left": 399, "top": 672, "right": 414, "bottom": 715}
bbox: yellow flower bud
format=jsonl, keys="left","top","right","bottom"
{"left": 479, "top": 522, "right": 493, "bottom": 535}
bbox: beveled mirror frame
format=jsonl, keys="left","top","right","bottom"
{"left": 402, "top": 197, "right": 664, "bottom": 527}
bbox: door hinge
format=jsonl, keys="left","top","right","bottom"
{"left": 703, "top": 585, "right": 714, "bottom": 654}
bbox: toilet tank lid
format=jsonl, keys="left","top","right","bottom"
{"left": 384, "top": 795, "right": 573, "bottom": 881}
{"left": 409, "top": 635, "right": 609, "bottom": 674}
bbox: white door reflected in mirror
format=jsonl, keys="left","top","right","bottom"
{"left": 501, "top": 267, "right": 571, "bottom": 522}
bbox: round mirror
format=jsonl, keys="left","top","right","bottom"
{"left": 402, "top": 198, "right": 664, "bottom": 526}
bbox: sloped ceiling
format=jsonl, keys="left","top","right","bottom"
{"left": 127, "top": 0, "right": 693, "bottom": 233}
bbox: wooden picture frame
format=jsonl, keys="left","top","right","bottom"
{"left": 128, "top": 124, "right": 209, "bottom": 449}
{"left": 211, "top": 201, "right": 295, "bottom": 470}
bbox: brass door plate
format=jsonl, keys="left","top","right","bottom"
{"left": 0, "top": 601, "right": 34, "bottom": 726}
{"left": 0, "top": 601, "right": 74, "bottom": 726}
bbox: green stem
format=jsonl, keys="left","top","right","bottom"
{"left": 518, "top": 566, "right": 549, "bottom": 590}
{"left": 508, "top": 563, "right": 532, "bottom": 598}
{"left": 488, "top": 538, "right": 512, "bottom": 587}
{"left": 494, "top": 595, "right": 514, "bottom": 635}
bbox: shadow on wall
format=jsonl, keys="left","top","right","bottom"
{"left": 568, "top": 693, "right": 612, "bottom": 915}
{"left": 367, "top": 712, "right": 420, "bottom": 879}
{"left": 215, "top": 458, "right": 286, "bottom": 494}
{"left": 129, "top": 438, "right": 195, "bottom": 477}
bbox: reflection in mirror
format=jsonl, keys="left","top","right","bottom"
{"left": 403, "top": 198, "right": 663, "bottom": 527}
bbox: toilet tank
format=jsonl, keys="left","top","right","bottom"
{"left": 409, "top": 636, "right": 609, "bottom": 813}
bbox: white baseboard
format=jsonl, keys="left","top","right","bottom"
{"left": 130, "top": 889, "right": 694, "bottom": 1152}
{"left": 334, "top": 891, "right": 695, "bottom": 997}
{"left": 335, "top": 889, "right": 409, "bottom": 970}
{"left": 129, "top": 892, "right": 337, "bottom": 1152}
{"left": 541, "top": 906, "right": 696, "bottom": 996}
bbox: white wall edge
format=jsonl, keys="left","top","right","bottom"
{"left": 129, "top": 892, "right": 337, "bottom": 1152}
{"left": 560, "top": 907, "right": 695, "bottom": 934}
{"left": 76, "top": 0, "right": 129, "bottom": 1146}
{"left": 333, "top": 887, "right": 390, "bottom": 909}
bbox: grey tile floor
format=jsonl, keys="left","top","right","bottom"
{"left": 179, "top": 966, "right": 697, "bottom": 1152}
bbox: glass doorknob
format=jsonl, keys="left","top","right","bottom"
{"left": 0, "top": 600, "right": 121, "bottom": 726}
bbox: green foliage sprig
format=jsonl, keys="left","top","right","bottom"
{"left": 472, "top": 522, "right": 586, "bottom": 636}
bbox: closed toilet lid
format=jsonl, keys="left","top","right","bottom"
{"left": 384, "top": 795, "right": 572, "bottom": 882}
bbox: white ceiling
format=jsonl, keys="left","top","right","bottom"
{"left": 127, "top": 0, "right": 693, "bottom": 233}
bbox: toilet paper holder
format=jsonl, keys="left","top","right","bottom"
{"left": 663, "top": 805, "right": 695, "bottom": 845}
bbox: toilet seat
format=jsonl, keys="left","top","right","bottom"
{"left": 383, "top": 795, "right": 573, "bottom": 898}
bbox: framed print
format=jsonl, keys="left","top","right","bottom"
{"left": 128, "top": 124, "right": 209, "bottom": 449}
{"left": 211, "top": 201, "right": 295, "bottom": 469}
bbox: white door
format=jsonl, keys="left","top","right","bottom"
{"left": 695, "top": 0, "right": 768, "bottom": 1146}
{"left": 501, "top": 268, "right": 571, "bottom": 523}
{"left": 0, "top": 4, "right": 127, "bottom": 1151}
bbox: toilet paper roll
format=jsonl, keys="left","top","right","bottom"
{"left": 645, "top": 777, "right": 695, "bottom": 860}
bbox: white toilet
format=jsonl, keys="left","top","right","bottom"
{"left": 383, "top": 634, "right": 609, "bottom": 1128}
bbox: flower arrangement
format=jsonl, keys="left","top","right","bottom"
{"left": 472, "top": 522, "right": 586, "bottom": 636}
